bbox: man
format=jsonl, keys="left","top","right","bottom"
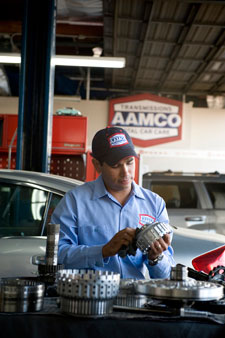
{"left": 51, "top": 126, "right": 175, "bottom": 279}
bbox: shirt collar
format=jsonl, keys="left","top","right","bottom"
{"left": 92, "top": 175, "right": 109, "bottom": 200}
{"left": 92, "top": 175, "right": 145, "bottom": 200}
{"left": 131, "top": 180, "right": 145, "bottom": 200}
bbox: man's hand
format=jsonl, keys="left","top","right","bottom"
{"left": 102, "top": 228, "right": 136, "bottom": 258}
{"left": 148, "top": 233, "right": 171, "bottom": 261}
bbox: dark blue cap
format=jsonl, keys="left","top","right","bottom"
{"left": 91, "top": 127, "right": 137, "bottom": 166}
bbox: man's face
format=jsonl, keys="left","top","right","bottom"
{"left": 99, "top": 156, "right": 135, "bottom": 193}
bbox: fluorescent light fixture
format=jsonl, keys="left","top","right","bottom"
{"left": 0, "top": 53, "right": 126, "bottom": 68}
{"left": 0, "top": 53, "right": 21, "bottom": 64}
{"left": 207, "top": 95, "right": 225, "bottom": 109}
{"left": 52, "top": 55, "right": 125, "bottom": 68}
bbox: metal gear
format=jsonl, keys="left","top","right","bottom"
{"left": 57, "top": 269, "right": 120, "bottom": 316}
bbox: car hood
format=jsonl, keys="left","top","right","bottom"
{"left": 189, "top": 223, "right": 225, "bottom": 236}
{"left": 0, "top": 236, "right": 46, "bottom": 277}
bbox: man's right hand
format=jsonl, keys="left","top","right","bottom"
{"left": 102, "top": 227, "right": 136, "bottom": 258}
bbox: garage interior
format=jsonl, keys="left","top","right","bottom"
{"left": 0, "top": 0, "right": 225, "bottom": 106}
{"left": 0, "top": 0, "right": 225, "bottom": 174}
{"left": 0, "top": 2, "right": 225, "bottom": 336}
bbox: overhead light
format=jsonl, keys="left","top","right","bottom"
{"left": 0, "top": 53, "right": 126, "bottom": 68}
{"left": 92, "top": 47, "right": 103, "bottom": 57}
{"left": 52, "top": 55, "right": 125, "bottom": 68}
{"left": 0, "top": 53, "right": 21, "bottom": 64}
{"left": 206, "top": 95, "right": 225, "bottom": 109}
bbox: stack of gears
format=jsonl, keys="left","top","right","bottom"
{"left": 114, "top": 278, "right": 148, "bottom": 308}
{"left": 57, "top": 269, "right": 120, "bottom": 316}
{"left": 32, "top": 223, "right": 64, "bottom": 296}
{"left": 0, "top": 277, "right": 45, "bottom": 313}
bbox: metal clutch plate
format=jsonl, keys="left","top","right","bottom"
{"left": 134, "top": 278, "right": 224, "bottom": 301}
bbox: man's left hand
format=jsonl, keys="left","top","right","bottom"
{"left": 148, "top": 233, "right": 171, "bottom": 261}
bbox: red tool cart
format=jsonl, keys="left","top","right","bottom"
{"left": 0, "top": 114, "right": 87, "bottom": 181}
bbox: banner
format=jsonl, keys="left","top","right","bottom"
{"left": 109, "top": 93, "right": 183, "bottom": 147}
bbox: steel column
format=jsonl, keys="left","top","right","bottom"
{"left": 16, "top": 0, "right": 56, "bottom": 172}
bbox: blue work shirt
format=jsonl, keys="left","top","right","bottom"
{"left": 51, "top": 175, "right": 175, "bottom": 279}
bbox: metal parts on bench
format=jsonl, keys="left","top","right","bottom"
{"left": 134, "top": 265, "right": 224, "bottom": 301}
{"left": 114, "top": 278, "right": 148, "bottom": 308}
{"left": 57, "top": 269, "right": 120, "bottom": 316}
{"left": 0, "top": 277, "right": 45, "bottom": 312}
{"left": 32, "top": 223, "right": 63, "bottom": 283}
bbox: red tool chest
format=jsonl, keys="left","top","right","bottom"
{"left": 0, "top": 114, "right": 87, "bottom": 181}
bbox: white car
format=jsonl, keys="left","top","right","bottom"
{"left": 0, "top": 169, "right": 224, "bottom": 277}
{"left": 0, "top": 169, "right": 82, "bottom": 277}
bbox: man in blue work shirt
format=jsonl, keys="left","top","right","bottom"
{"left": 51, "top": 126, "right": 175, "bottom": 279}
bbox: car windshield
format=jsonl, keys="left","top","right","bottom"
{"left": 0, "top": 182, "right": 48, "bottom": 237}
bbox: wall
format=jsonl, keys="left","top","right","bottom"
{"left": 138, "top": 102, "right": 225, "bottom": 178}
{"left": 53, "top": 96, "right": 108, "bottom": 146}
{"left": 1, "top": 96, "right": 225, "bottom": 176}
{"left": 0, "top": 97, "right": 19, "bottom": 114}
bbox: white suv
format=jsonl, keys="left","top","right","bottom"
{"left": 142, "top": 171, "right": 225, "bottom": 235}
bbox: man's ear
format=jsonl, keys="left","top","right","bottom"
{"left": 92, "top": 158, "right": 102, "bottom": 174}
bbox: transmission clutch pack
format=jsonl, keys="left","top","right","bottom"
{"left": 57, "top": 269, "right": 120, "bottom": 316}
{"left": 118, "top": 222, "right": 172, "bottom": 258}
{"left": 136, "top": 222, "right": 172, "bottom": 254}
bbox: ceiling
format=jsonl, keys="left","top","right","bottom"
{"left": 1, "top": 0, "right": 225, "bottom": 107}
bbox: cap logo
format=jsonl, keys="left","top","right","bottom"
{"left": 108, "top": 133, "right": 129, "bottom": 148}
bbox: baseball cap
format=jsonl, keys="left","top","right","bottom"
{"left": 91, "top": 126, "right": 137, "bottom": 166}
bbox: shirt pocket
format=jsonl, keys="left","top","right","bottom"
{"left": 78, "top": 223, "right": 114, "bottom": 245}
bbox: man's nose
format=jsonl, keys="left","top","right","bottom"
{"left": 120, "top": 164, "right": 129, "bottom": 175}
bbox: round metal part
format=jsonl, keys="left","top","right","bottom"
{"left": 114, "top": 279, "right": 148, "bottom": 308}
{"left": 38, "top": 263, "right": 64, "bottom": 284}
{"left": 32, "top": 255, "right": 64, "bottom": 283}
{"left": 60, "top": 297, "right": 114, "bottom": 316}
{"left": 57, "top": 269, "right": 120, "bottom": 316}
{"left": 117, "top": 278, "right": 136, "bottom": 293}
{"left": 0, "top": 277, "right": 45, "bottom": 312}
{"left": 134, "top": 279, "right": 224, "bottom": 301}
{"left": 136, "top": 222, "right": 172, "bottom": 254}
{"left": 170, "top": 264, "right": 188, "bottom": 281}
{"left": 38, "top": 263, "right": 64, "bottom": 276}
{"left": 115, "top": 294, "right": 148, "bottom": 308}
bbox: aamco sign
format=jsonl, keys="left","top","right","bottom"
{"left": 109, "top": 93, "right": 183, "bottom": 147}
